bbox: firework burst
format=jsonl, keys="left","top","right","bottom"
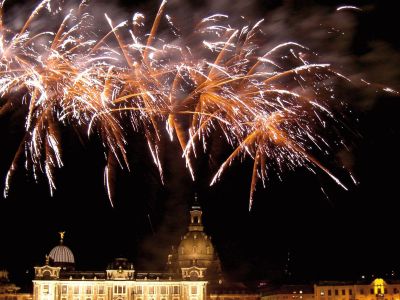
{"left": 1, "top": 0, "right": 393, "bottom": 209}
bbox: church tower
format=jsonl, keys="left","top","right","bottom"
{"left": 167, "top": 195, "right": 222, "bottom": 282}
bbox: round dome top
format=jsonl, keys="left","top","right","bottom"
{"left": 49, "top": 232, "right": 75, "bottom": 264}
{"left": 49, "top": 245, "right": 75, "bottom": 264}
{"left": 178, "top": 231, "right": 215, "bottom": 261}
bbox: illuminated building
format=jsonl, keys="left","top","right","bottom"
{"left": 262, "top": 279, "right": 400, "bottom": 300}
{"left": 314, "top": 278, "right": 400, "bottom": 300}
{"left": 0, "top": 270, "right": 32, "bottom": 300}
{"left": 32, "top": 203, "right": 259, "bottom": 300}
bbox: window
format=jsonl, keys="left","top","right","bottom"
{"left": 328, "top": 290, "right": 332, "bottom": 296}
{"left": 61, "top": 286, "right": 68, "bottom": 294}
{"left": 370, "top": 289, "right": 374, "bottom": 295}
{"left": 394, "top": 288, "right": 398, "bottom": 294}
{"left": 114, "top": 286, "right": 125, "bottom": 294}
{"left": 173, "top": 286, "right": 180, "bottom": 294}
{"left": 335, "top": 290, "right": 338, "bottom": 296}
{"left": 359, "top": 289, "right": 364, "bottom": 295}
{"left": 181, "top": 247, "right": 184, "bottom": 254}
{"left": 191, "top": 286, "right": 197, "bottom": 295}
{"left": 43, "top": 285, "right": 49, "bottom": 295}
{"left": 149, "top": 287, "right": 155, "bottom": 294}
{"left": 342, "top": 290, "right": 346, "bottom": 295}
{"left": 86, "top": 286, "right": 92, "bottom": 294}
{"left": 74, "top": 286, "right": 79, "bottom": 295}
{"left": 349, "top": 289, "right": 352, "bottom": 295}
{"left": 320, "top": 291, "right": 325, "bottom": 296}
{"left": 160, "top": 286, "right": 167, "bottom": 295}
{"left": 378, "top": 289, "right": 382, "bottom": 295}
{"left": 98, "top": 286, "right": 104, "bottom": 294}
{"left": 384, "top": 289, "right": 387, "bottom": 294}
{"left": 136, "top": 286, "right": 143, "bottom": 294}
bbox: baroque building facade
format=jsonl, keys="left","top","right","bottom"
{"left": 32, "top": 203, "right": 256, "bottom": 300}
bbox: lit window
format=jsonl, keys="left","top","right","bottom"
{"left": 61, "top": 286, "right": 68, "bottom": 294}
{"left": 320, "top": 291, "right": 325, "bottom": 296}
{"left": 160, "top": 286, "right": 167, "bottom": 294}
{"left": 191, "top": 286, "right": 197, "bottom": 295}
{"left": 173, "top": 286, "right": 180, "bottom": 294}
{"left": 43, "top": 285, "right": 49, "bottom": 295}
{"left": 149, "top": 287, "right": 155, "bottom": 294}
{"left": 86, "top": 286, "right": 92, "bottom": 294}
{"left": 98, "top": 286, "right": 104, "bottom": 294}
{"left": 74, "top": 286, "right": 79, "bottom": 295}
{"left": 136, "top": 286, "right": 143, "bottom": 294}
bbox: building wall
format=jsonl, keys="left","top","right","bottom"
{"left": 0, "top": 293, "right": 32, "bottom": 300}
{"left": 209, "top": 293, "right": 260, "bottom": 300}
{"left": 314, "top": 280, "right": 400, "bottom": 300}
{"left": 33, "top": 280, "right": 207, "bottom": 300}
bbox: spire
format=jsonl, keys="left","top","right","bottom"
{"left": 59, "top": 231, "right": 65, "bottom": 245}
{"left": 192, "top": 192, "right": 201, "bottom": 210}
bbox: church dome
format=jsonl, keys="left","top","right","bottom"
{"left": 49, "top": 232, "right": 75, "bottom": 269}
{"left": 178, "top": 231, "right": 215, "bottom": 262}
{"left": 168, "top": 200, "right": 222, "bottom": 281}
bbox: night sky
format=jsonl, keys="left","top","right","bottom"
{"left": 1, "top": 0, "right": 400, "bottom": 292}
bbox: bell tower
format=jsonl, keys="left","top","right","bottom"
{"left": 189, "top": 194, "right": 204, "bottom": 232}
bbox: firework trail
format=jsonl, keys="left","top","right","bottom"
{"left": 1, "top": 0, "right": 395, "bottom": 209}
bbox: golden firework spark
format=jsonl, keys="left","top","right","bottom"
{"left": 1, "top": 0, "right": 393, "bottom": 209}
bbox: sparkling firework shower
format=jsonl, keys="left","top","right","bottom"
{"left": 1, "top": 0, "right": 393, "bottom": 210}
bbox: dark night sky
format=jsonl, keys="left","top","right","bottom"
{"left": 1, "top": 0, "right": 400, "bottom": 292}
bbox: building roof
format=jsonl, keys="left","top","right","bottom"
{"left": 49, "top": 232, "right": 75, "bottom": 264}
